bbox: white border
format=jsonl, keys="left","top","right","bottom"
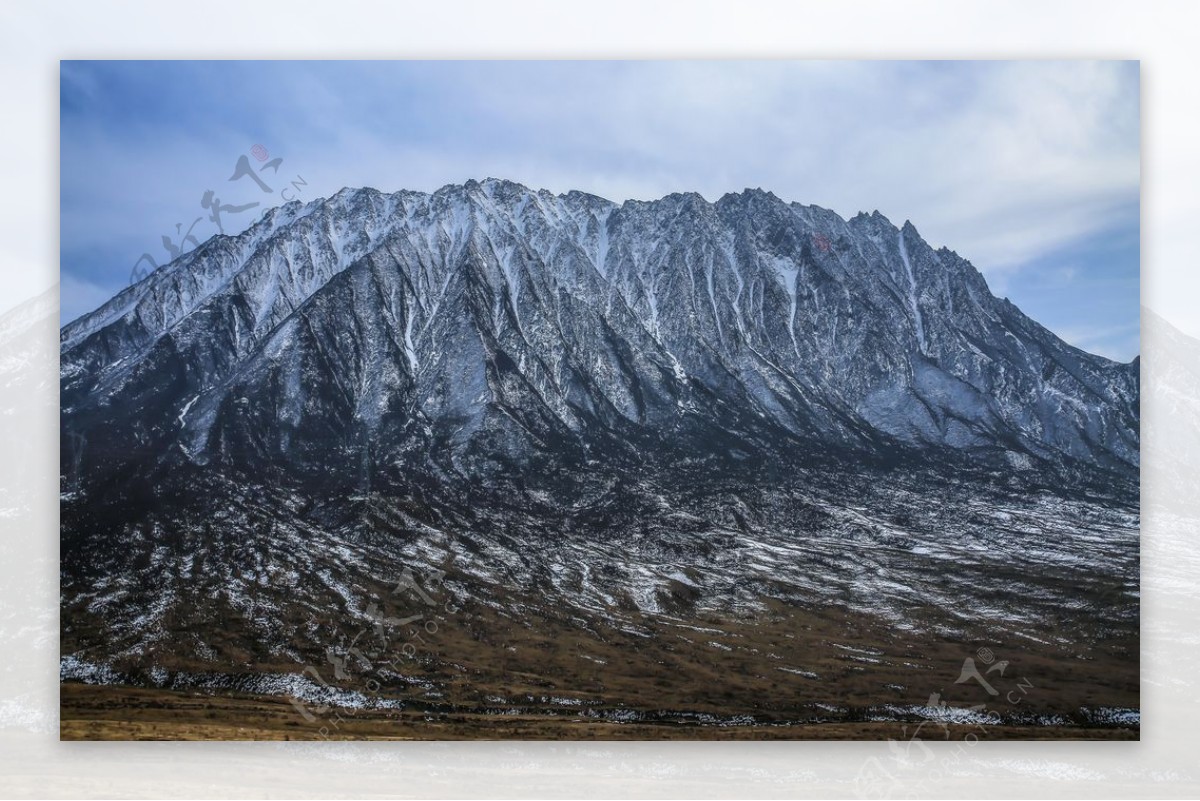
{"left": 3, "top": 0, "right": 1199, "bottom": 797}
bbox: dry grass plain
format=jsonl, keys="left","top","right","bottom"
{"left": 61, "top": 593, "right": 1138, "bottom": 741}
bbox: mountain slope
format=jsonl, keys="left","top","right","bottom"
{"left": 59, "top": 180, "right": 1140, "bottom": 731}
{"left": 61, "top": 179, "right": 1138, "bottom": 495}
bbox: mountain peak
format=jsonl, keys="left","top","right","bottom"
{"left": 61, "top": 180, "right": 1138, "bottom": 489}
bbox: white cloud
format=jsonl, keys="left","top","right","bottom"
{"left": 304, "top": 61, "right": 1138, "bottom": 277}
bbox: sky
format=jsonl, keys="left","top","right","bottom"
{"left": 59, "top": 60, "right": 1140, "bottom": 360}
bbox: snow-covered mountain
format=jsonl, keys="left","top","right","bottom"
{"left": 59, "top": 180, "right": 1140, "bottom": 723}
{"left": 61, "top": 179, "right": 1137, "bottom": 491}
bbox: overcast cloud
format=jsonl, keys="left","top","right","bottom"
{"left": 59, "top": 60, "right": 1140, "bottom": 359}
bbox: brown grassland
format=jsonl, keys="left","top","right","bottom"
{"left": 61, "top": 591, "right": 1138, "bottom": 741}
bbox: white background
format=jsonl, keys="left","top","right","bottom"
{"left": 2, "top": 0, "right": 1198, "bottom": 797}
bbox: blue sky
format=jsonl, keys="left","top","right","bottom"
{"left": 60, "top": 60, "right": 1140, "bottom": 360}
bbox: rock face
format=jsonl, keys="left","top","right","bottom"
{"left": 61, "top": 179, "right": 1138, "bottom": 493}
{"left": 58, "top": 180, "right": 1140, "bottom": 684}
